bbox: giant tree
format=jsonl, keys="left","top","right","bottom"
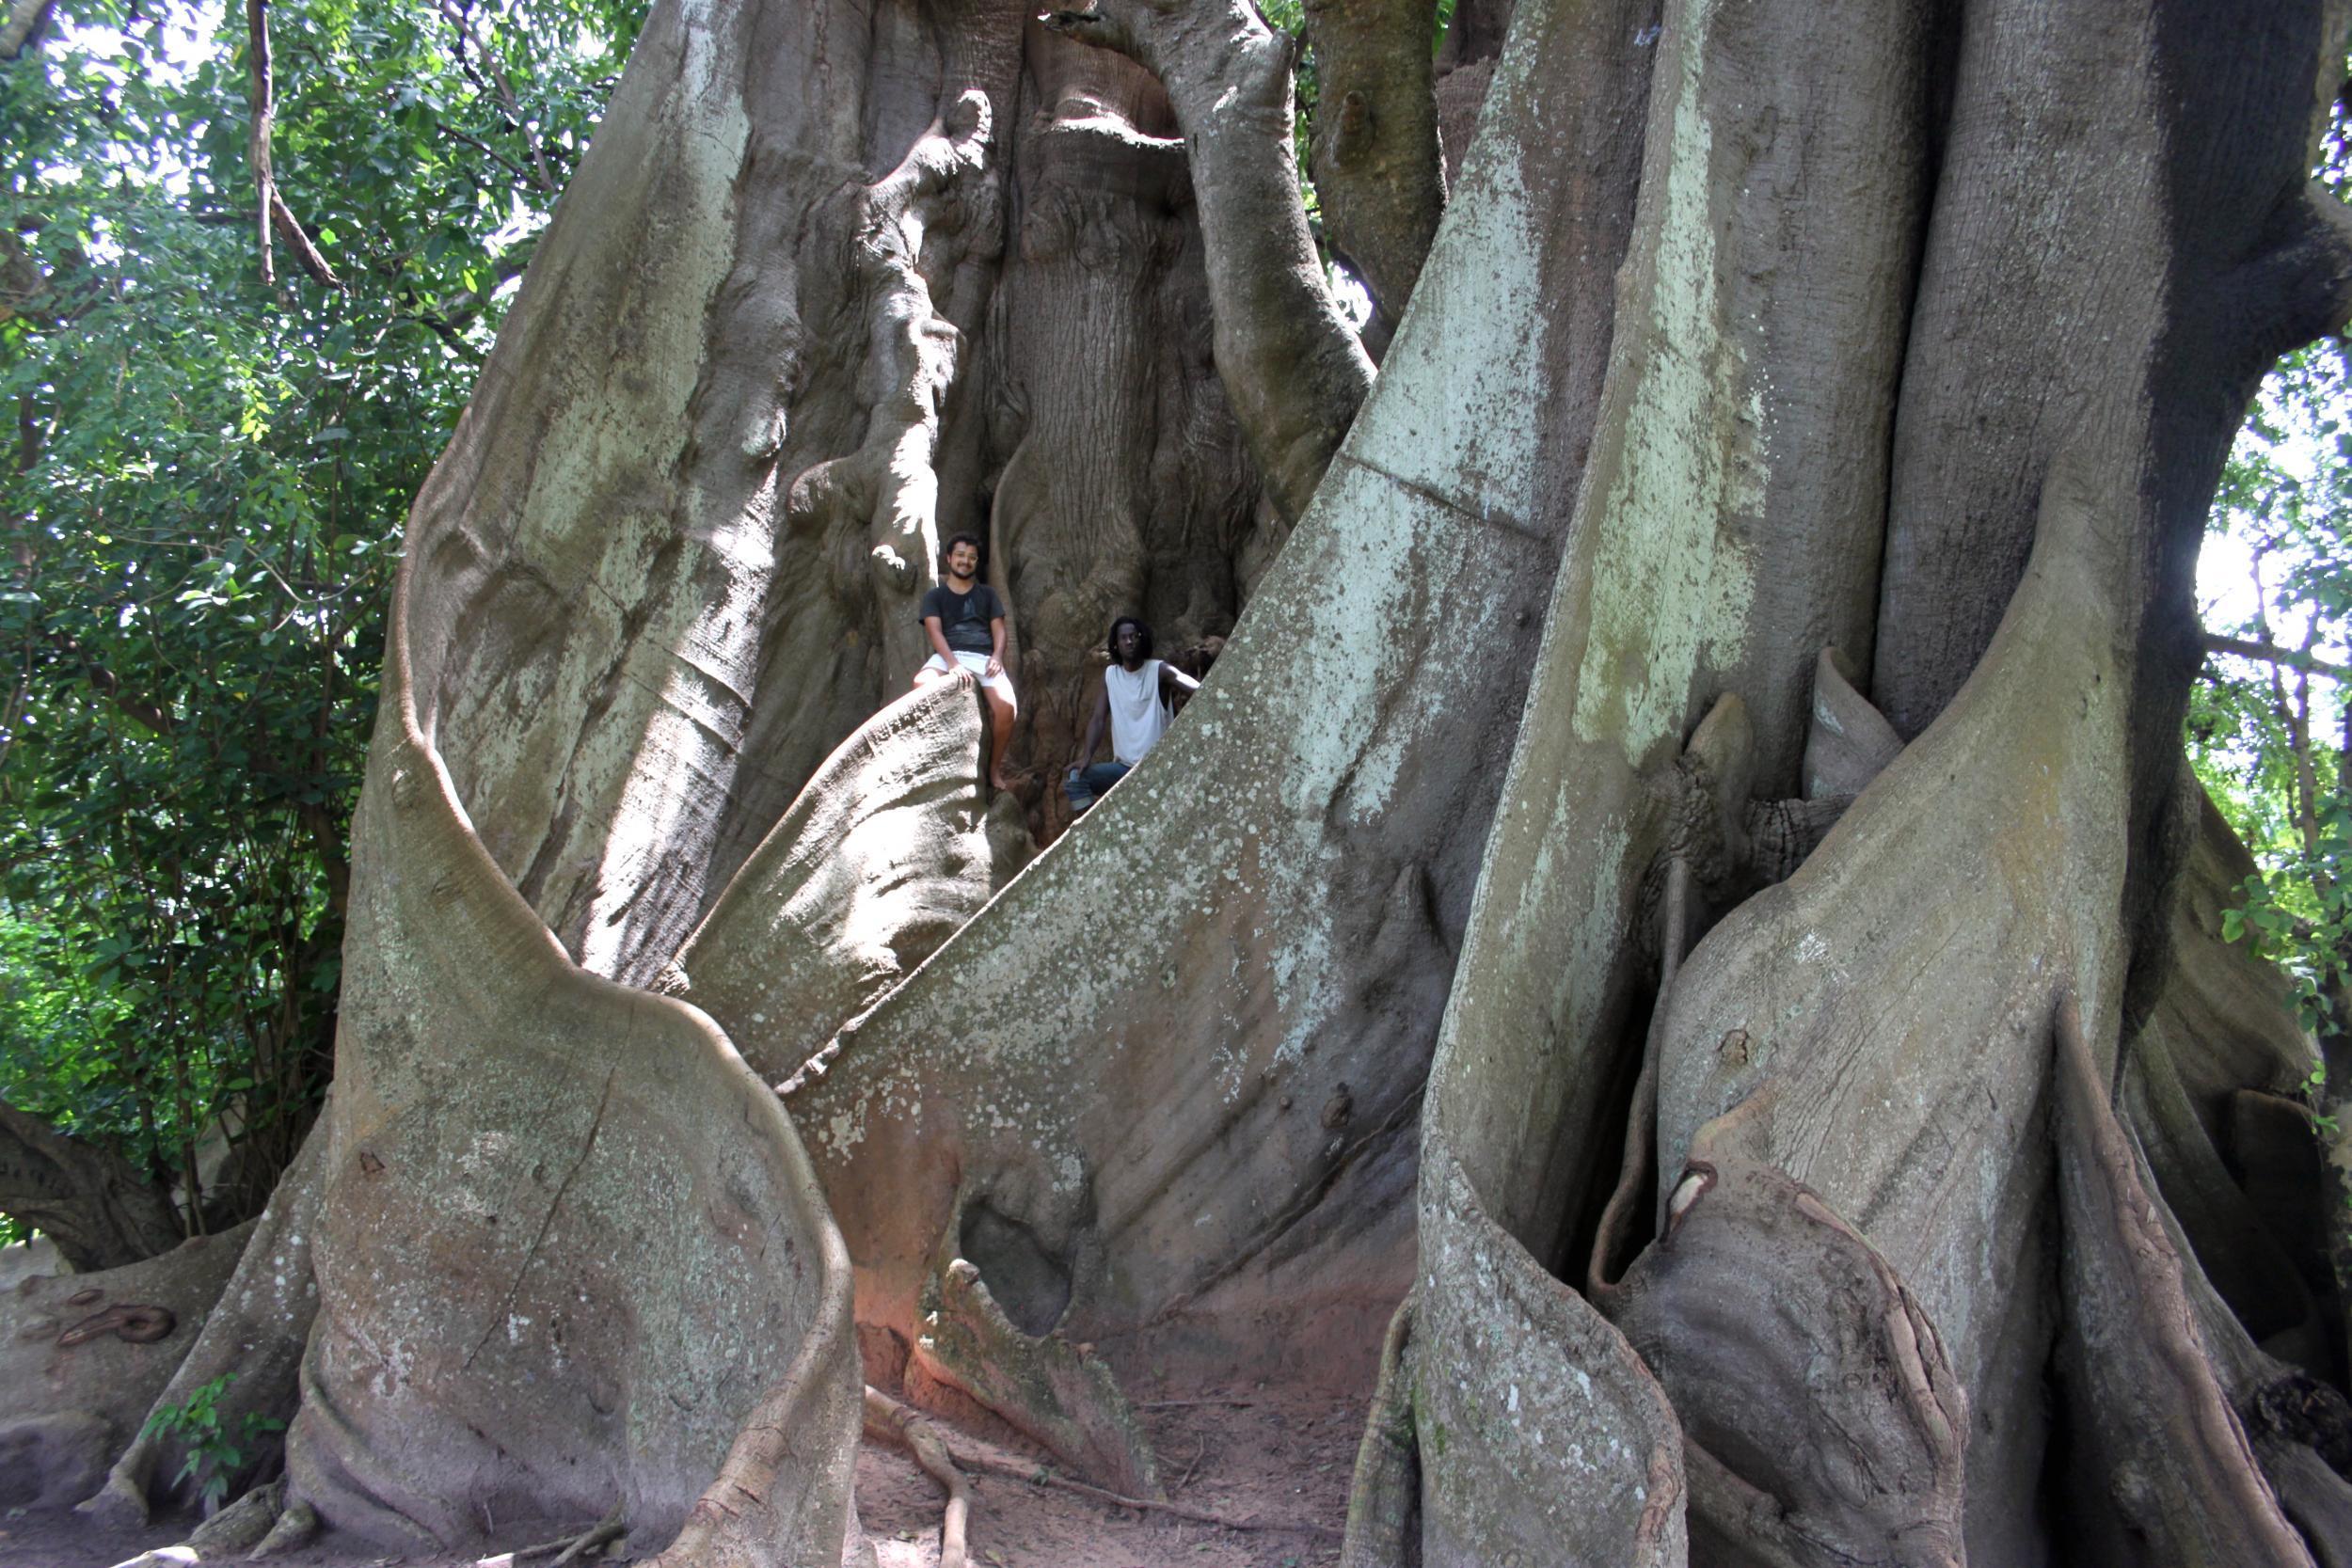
{"left": 12, "top": 0, "right": 2352, "bottom": 1562}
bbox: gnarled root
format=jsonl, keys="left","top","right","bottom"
{"left": 187, "top": 1481, "right": 284, "bottom": 1557}
{"left": 2051, "top": 990, "right": 2316, "bottom": 1566}
{"left": 1600, "top": 1112, "right": 1966, "bottom": 1568}
{"left": 246, "top": 1497, "right": 317, "bottom": 1559}
{"left": 906, "top": 1250, "right": 1160, "bottom": 1499}
{"left": 102, "top": 1481, "right": 300, "bottom": 1568}
{"left": 863, "top": 1386, "right": 971, "bottom": 1568}
{"left": 1337, "top": 1292, "right": 1418, "bottom": 1568}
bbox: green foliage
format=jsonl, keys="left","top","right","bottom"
{"left": 0, "top": 0, "right": 638, "bottom": 1230}
{"left": 2189, "top": 78, "right": 2352, "bottom": 1043}
{"left": 2192, "top": 341, "right": 2352, "bottom": 1037}
{"left": 140, "top": 1371, "right": 283, "bottom": 1513}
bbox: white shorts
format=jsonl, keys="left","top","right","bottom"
{"left": 922, "top": 650, "right": 1017, "bottom": 710}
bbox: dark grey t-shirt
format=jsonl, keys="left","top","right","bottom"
{"left": 920, "top": 582, "right": 1004, "bottom": 656}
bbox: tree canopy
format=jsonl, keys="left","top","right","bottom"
{"left": 0, "top": 0, "right": 637, "bottom": 1240}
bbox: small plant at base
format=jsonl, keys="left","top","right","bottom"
{"left": 140, "top": 1373, "right": 286, "bottom": 1513}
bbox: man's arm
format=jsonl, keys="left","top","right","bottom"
{"left": 1157, "top": 661, "right": 1201, "bottom": 701}
{"left": 1073, "top": 677, "right": 1108, "bottom": 768}
{"left": 923, "top": 614, "right": 955, "bottom": 664}
{"left": 985, "top": 615, "right": 1007, "bottom": 678}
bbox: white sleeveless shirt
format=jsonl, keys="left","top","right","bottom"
{"left": 1105, "top": 660, "right": 1172, "bottom": 764}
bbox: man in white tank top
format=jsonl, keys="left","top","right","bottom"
{"left": 1065, "top": 616, "right": 1200, "bottom": 813}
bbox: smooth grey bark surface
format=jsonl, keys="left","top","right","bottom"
{"left": 966, "top": 24, "right": 1268, "bottom": 841}
{"left": 1387, "top": 0, "right": 2352, "bottom": 1560}
{"left": 787, "top": 0, "right": 1658, "bottom": 1418}
{"left": 1874, "top": 0, "right": 2352, "bottom": 746}
{"left": 1045, "top": 0, "right": 1375, "bottom": 521}
{"left": 1304, "top": 0, "right": 1446, "bottom": 348}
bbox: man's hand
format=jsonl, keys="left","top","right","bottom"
{"left": 984, "top": 656, "right": 1003, "bottom": 678}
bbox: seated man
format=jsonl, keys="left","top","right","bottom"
{"left": 1065, "top": 615, "right": 1200, "bottom": 813}
{"left": 913, "top": 532, "right": 1016, "bottom": 790}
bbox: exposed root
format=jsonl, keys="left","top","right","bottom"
{"left": 872, "top": 1355, "right": 1327, "bottom": 1544}
{"left": 2052, "top": 988, "right": 2316, "bottom": 1565}
{"left": 469, "top": 1503, "right": 624, "bottom": 1567}
{"left": 548, "top": 1503, "right": 624, "bottom": 1565}
{"left": 1337, "top": 1292, "right": 1418, "bottom": 1568}
{"left": 1140, "top": 1397, "right": 1257, "bottom": 1410}
{"left": 102, "top": 1481, "right": 290, "bottom": 1568}
{"left": 1601, "top": 1118, "right": 1967, "bottom": 1567}
{"left": 953, "top": 1447, "right": 1342, "bottom": 1539}
{"left": 864, "top": 1386, "right": 971, "bottom": 1568}
{"left": 908, "top": 1229, "right": 1160, "bottom": 1497}
{"left": 246, "top": 1498, "right": 316, "bottom": 1559}
{"left": 187, "top": 1482, "right": 283, "bottom": 1557}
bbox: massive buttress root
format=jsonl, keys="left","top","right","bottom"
{"left": 282, "top": 581, "right": 861, "bottom": 1560}
{"left": 663, "top": 676, "right": 1029, "bottom": 1087}
{"left": 1345, "top": 0, "right": 2352, "bottom": 1560}
{"left": 2051, "top": 991, "right": 2317, "bottom": 1566}
{"left": 787, "top": 0, "right": 1660, "bottom": 1447}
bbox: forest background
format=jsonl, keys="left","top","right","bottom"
{"left": 0, "top": 0, "right": 2345, "bottom": 1262}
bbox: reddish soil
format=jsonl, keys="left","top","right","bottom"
{"left": 0, "top": 1389, "right": 1359, "bottom": 1568}
{"left": 857, "top": 1386, "right": 1357, "bottom": 1568}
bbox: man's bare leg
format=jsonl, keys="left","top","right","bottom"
{"left": 984, "top": 688, "right": 1017, "bottom": 792}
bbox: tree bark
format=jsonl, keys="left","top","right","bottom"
{"left": 787, "top": 0, "right": 1659, "bottom": 1424}
{"left": 1044, "top": 0, "right": 1375, "bottom": 521}
{"left": 52, "top": 0, "right": 2352, "bottom": 1560}
{"left": 1304, "top": 0, "right": 1446, "bottom": 350}
{"left": 0, "top": 1101, "right": 183, "bottom": 1272}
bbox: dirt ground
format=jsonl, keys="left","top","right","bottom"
{"left": 0, "top": 1388, "right": 1359, "bottom": 1568}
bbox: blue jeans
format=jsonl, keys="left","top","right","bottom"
{"left": 1064, "top": 761, "right": 1130, "bottom": 812}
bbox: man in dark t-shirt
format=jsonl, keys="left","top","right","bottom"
{"left": 913, "top": 531, "right": 1017, "bottom": 790}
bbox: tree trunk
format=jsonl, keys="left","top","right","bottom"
{"left": 37, "top": 0, "right": 2352, "bottom": 1560}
